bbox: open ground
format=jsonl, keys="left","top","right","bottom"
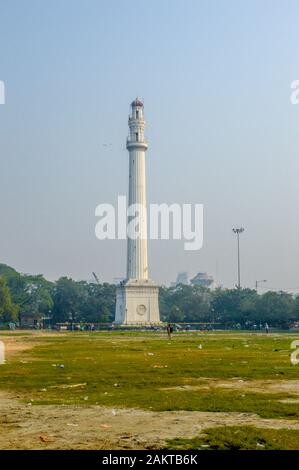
{"left": 0, "top": 330, "right": 299, "bottom": 450}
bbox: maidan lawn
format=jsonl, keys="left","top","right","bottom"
{"left": 0, "top": 330, "right": 299, "bottom": 450}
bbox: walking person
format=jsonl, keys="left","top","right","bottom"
{"left": 166, "top": 323, "right": 173, "bottom": 340}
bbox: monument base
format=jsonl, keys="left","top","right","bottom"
{"left": 114, "top": 279, "right": 160, "bottom": 325}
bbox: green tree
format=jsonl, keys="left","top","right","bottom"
{"left": 51, "top": 277, "right": 84, "bottom": 324}
{"left": 167, "top": 305, "right": 185, "bottom": 322}
{"left": 159, "top": 284, "right": 211, "bottom": 323}
{"left": 293, "top": 295, "right": 299, "bottom": 321}
{"left": 0, "top": 277, "right": 19, "bottom": 322}
{"left": 21, "top": 274, "right": 53, "bottom": 320}
{"left": 0, "top": 264, "right": 54, "bottom": 321}
{"left": 257, "top": 291, "right": 294, "bottom": 326}
{"left": 211, "top": 288, "right": 258, "bottom": 326}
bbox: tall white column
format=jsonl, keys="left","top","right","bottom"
{"left": 126, "top": 98, "right": 148, "bottom": 280}
{"left": 114, "top": 98, "right": 160, "bottom": 325}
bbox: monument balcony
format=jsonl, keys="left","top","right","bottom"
{"left": 126, "top": 138, "right": 148, "bottom": 150}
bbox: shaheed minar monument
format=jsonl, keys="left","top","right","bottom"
{"left": 115, "top": 99, "right": 160, "bottom": 325}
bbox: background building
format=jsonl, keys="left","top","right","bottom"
{"left": 171, "top": 271, "right": 189, "bottom": 287}
{"left": 190, "top": 272, "right": 216, "bottom": 289}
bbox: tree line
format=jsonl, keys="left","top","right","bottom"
{"left": 0, "top": 263, "right": 298, "bottom": 328}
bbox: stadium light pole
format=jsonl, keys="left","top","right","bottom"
{"left": 232, "top": 227, "right": 245, "bottom": 289}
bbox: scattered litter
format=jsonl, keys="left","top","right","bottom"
{"left": 67, "top": 423, "right": 78, "bottom": 427}
{"left": 201, "top": 444, "right": 210, "bottom": 448}
{"left": 198, "top": 344, "right": 202, "bottom": 349}
{"left": 100, "top": 424, "right": 111, "bottom": 429}
{"left": 111, "top": 409, "right": 117, "bottom": 416}
{"left": 83, "top": 396, "right": 89, "bottom": 401}
{"left": 147, "top": 352, "right": 154, "bottom": 356}
{"left": 39, "top": 434, "right": 52, "bottom": 443}
{"left": 39, "top": 388, "right": 47, "bottom": 392}
{"left": 256, "top": 443, "right": 265, "bottom": 448}
{"left": 113, "top": 383, "right": 119, "bottom": 387}
{"left": 49, "top": 383, "right": 86, "bottom": 390}
{"left": 64, "top": 383, "right": 86, "bottom": 389}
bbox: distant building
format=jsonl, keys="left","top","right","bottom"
{"left": 190, "top": 272, "right": 216, "bottom": 288}
{"left": 171, "top": 271, "right": 189, "bottom": 287}
{"left": 19, "top": 312, "right": 42, "bottom": 328}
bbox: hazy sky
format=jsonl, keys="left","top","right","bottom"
{"left": 0, "top": 0, "right": 299, "bottom": 291}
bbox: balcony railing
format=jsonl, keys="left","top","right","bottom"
{"left": 126, "top": 137, "right": 148, "bottom": 147}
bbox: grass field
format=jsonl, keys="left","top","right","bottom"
{"left": 0, "top": 330, "right": 299, "bottom": 449}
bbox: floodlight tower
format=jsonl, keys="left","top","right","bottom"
{"left": 232, "top": 227, "right": 245, "bottom": 289}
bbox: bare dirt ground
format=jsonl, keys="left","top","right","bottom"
{"left": 162, "top": 377, "right": 299, "bottom": 395}
{"left": 1, "top": 331, "right": 64, "bottom": 358}
{"left": 2, "top": 391, "right": 299, "bottom": 449}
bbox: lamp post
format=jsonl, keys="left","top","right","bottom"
{"left": 255, "top": 279, "right": 267, "bottom": 293}
{"left": 232, "top": 227, "right": 245, "bottom": 289}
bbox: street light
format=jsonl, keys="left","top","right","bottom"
{"left": 232, "top": 227, "right": 245, "bottom": 289}
{"left": 255, "top": 279, "right": 267, "bottom": 293}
